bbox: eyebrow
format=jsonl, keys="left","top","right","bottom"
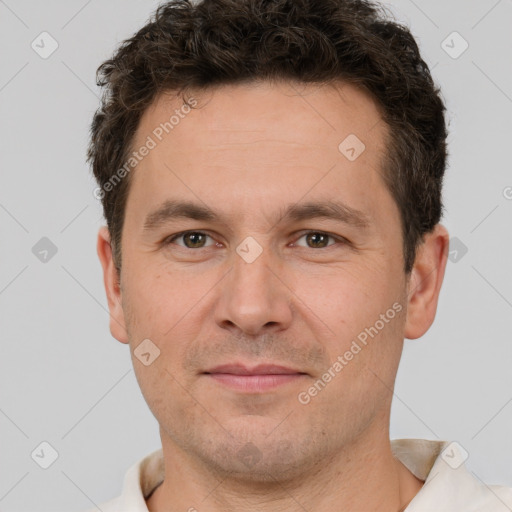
{"left": 143, "top": 200, "right": 216, "bottom": 232}
{"left": 142, "top": 199, "right": 371, "bottom": 232}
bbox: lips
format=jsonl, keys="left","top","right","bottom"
{"left": 204, "top": 363, "right": 306, "bottom": 376}
{"left": 203, "top": 363, "right": 307, "bottom": 393}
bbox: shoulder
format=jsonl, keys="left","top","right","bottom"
{"left": 79, "top": 449, "right": 164, "bottom": 512}
{"left": 488, "top": 484, "right": 512, "bottom": 504}
{"left": 392, "top": 439, "right": 512, "bottom": 511}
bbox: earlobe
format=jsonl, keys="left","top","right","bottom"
{"left": 96, "top": 226, "right": 129, "bottom": 344}
{"left": 404, "top": 224, "right": 449, "bottom": 340}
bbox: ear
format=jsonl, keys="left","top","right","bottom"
{"left": 404, "top": 224, "right": 449, "bottom": 340}
{"left": 96, "top": 226, "right": 129, "bottom": 344}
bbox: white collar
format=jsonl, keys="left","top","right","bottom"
{"left": 109, "top": 439, "right": 512, "bottom": 511}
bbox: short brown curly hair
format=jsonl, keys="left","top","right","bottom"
{"left": 88, "top": 0, "right": 448, "bottom": 274}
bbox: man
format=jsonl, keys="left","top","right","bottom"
{"left": 88, "top": 0, "right": 511, "bottom": 510}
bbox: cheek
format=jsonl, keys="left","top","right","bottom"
{"left": 292, "top": 263, "right": 399, "bottom": 331}
{"left": 122, "top": 265, "right": 215, "bottom": 396}
{"left": 290, "top": 263, "right": 406, "bottom": 390}
{"left": 122, "top": 263, "right": 201, "bottom": 338}
{"left": 130, "top": 353, "right": 185, "bottom": 431}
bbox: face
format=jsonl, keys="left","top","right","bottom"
{"left": 98, "top": 81, "right": 445, "bottom": 482}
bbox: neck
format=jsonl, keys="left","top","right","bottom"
{"left": 146, "top": 423, "right": 423, "bottom": 512}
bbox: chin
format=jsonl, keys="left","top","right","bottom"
{"left": 193, "top": 431, "right": 322, "bottom": 484}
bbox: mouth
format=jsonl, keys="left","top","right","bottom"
{"left": 203, "top": 363, "right": 308, "bottom": 393}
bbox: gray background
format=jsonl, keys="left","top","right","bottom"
{"left": 1, "top": 0, "right": 511, "bottom": 510}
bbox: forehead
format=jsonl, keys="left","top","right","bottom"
{"left": 125, "top": 80, "right": 392, "bottom": 226}
{"left": 135, "top": 80, "right": 387, "bottom": 152}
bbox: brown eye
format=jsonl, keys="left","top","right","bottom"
{"left": 183, "top": 232, "right": 207, "bottom": 248}
{"left": 295, "top": 231, "right": 336, "bottom": 249}
{"left": 167, "top": 231, "right": 214, "bottom": 248}
{"left": 305, "top": 232, "right": 330, "bottom": 248}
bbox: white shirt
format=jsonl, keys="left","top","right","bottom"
{"left": 87, "top": 439, "right": 512, "bottom": 511}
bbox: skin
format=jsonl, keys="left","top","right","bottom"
{"left": 97, "top": 80, "right": 449, "bottom": 512}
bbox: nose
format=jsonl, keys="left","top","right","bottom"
{"left": 214, "top": 245, "right": 293, "bottom": 336}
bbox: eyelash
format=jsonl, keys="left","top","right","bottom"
{"left": 164, "top": 230, "right": 347, "bottom": 249}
